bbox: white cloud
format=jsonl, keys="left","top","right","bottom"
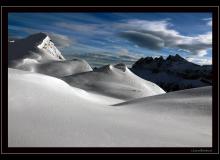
{"left": 197, "top": 50, "right": 208, "bottom": 57}
{"left": 47, "top": 32, "right": 74, "bottom": 49}
{"left": 119, "top": 31, "right": 165, "bottom": 50}
{"left": 115, "top": 47, "right": 143, "bottom": 61}
{"left": 207, "top": 20, "right": 212, "bottom": 27}
{"left": 116, "top": 19, "right": 212, "bottom": 57}
{"left": 116, "top": 48, "right": 129, "bottom": 56}
{"left": 186, "top": 56, "right": 212, "bottom": 65}
{"left": 203, "top": 18, "right": 212, "bottom": 27}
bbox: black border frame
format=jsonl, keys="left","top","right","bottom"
{"left": 1, "top": 6, "right": 219, "bottom": 154}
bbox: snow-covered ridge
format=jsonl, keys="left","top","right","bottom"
{"left": 62, "top": 63, "right": 165, "bottom": 100}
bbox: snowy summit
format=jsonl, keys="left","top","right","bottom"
{"left": 9, "top": 32, "right": 65, "bottom": 62}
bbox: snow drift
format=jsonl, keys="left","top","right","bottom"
{"left": 8, "top": 68, "right": 212, "bottom": 147}
{"left": 114, "top": 86, "right": 212, "bottom": 116}
{"left": 62, "top": 63, "right": 165, "bottom": 100}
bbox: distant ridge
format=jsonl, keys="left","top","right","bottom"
{"left": 131, "top": 54, "right": 212, "bottom": 92}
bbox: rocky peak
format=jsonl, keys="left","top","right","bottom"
{"left": 166, "top": 54, "right": 186, "bottom": 62}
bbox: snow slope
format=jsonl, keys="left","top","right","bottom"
{"left": 8, "top": 68, "right": 211, "bottom": 147}
{"left": 62, "top": 63, "right": 165, "bottom": 100}
{"left": 114, "top": 86, "right": 212, "bottom": 116}
{"left": 8, "top": 68, "right": 122, "bottom": 105}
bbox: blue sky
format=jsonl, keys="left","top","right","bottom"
{"left": 8, "top": 12, "right": 212, "bottom": 67}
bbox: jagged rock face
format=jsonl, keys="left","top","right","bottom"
{"left": 166, "top": 54, "right": 187, "bottom": 62}
{"left": 131, "top": 54, "right": 212, "bottom": 92}
{"left": 37, "top": 34, "right": 65, "bottom": 60}
{"left": 133, "top": 54, "right": 190, "bottom": 70}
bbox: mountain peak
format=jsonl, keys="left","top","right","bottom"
{"left": 166, "top": 54, "right": 186, "bottom": 62}
{"left": 8, "top": 32, "right": 65, "bottom": 62}
{"left": 175, "top": 54, "right": 181, "bottom": 57}
{"left": 155, "top": 56, "right": 164, "bottom": 61}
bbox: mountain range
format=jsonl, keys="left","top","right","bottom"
{"left": 8, "top": 32, "right": 212, "bottom": 93}
{"left": 131, "top": 54, "right": 212, "bottom": 92}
